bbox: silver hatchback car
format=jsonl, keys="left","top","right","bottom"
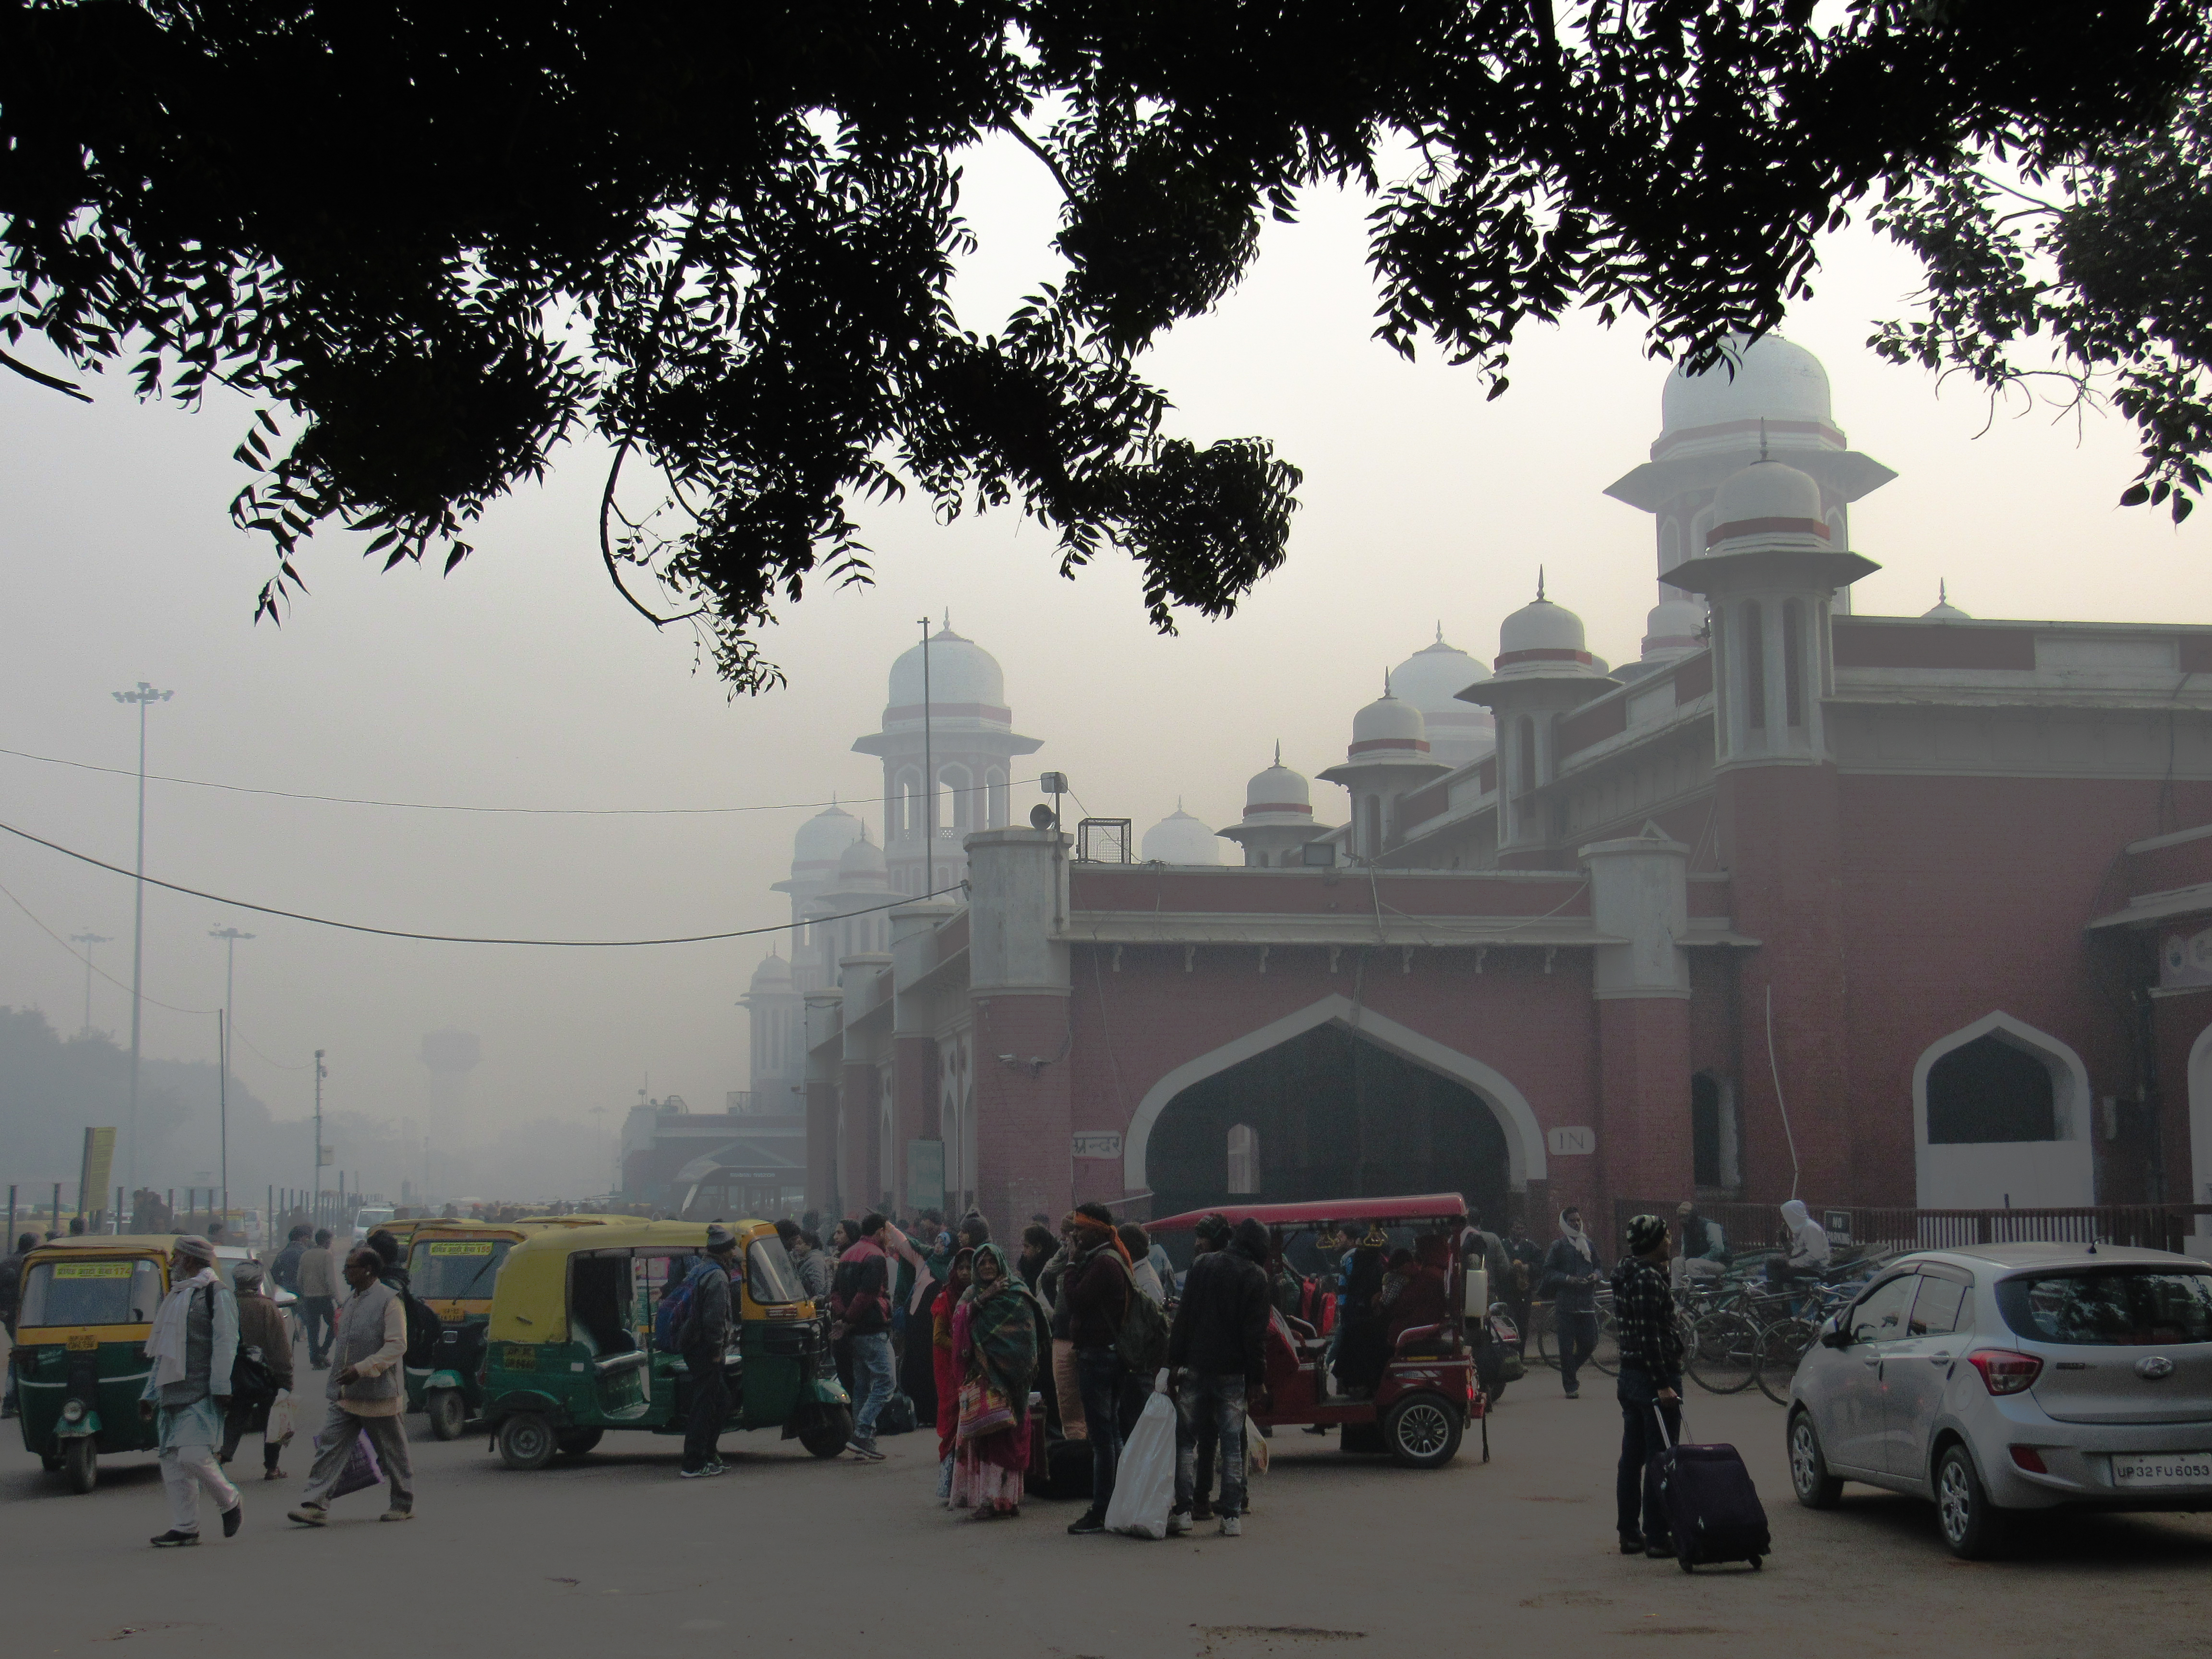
{"left": 1785, "top": 1242, "right": 2212, "bottom": 1557}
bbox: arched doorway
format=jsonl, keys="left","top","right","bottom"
{"left": 1911, "top": 1011, "right": 2093, "bottom": 1208}
{"left": 1144, "top": 1024, "right": 1513, "bottom": 1223}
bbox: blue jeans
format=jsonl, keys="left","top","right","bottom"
{"left": 849, "top": 1331, "right": 895, "bottom": 1443}
{"left": 1174, "top": 1373, "right": 1247, "bottom": 1517}
{"left": 1075, "top": 1347, "right": 1125, "bottom": 1513}
{"left": 1557, "top": 1307, "right": 1599, "bottom": 1394}
{"left": 1616, "top": 1366, "right": 1683, "bottom": 1541}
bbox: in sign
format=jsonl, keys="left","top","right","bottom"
{"left": 1071, "top": 1131, "right": 1123, "bottom": 1160}
{"left": 1547, "top": 1126, "right": 1597, "bottom": 1156}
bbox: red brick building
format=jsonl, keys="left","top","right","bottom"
{"left": 773, "top": 339, "right": 2212, "bottom": 1243}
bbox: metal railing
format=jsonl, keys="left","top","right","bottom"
{"left": 1614, "top": 1198, "right": 2212, "bottom": 1260}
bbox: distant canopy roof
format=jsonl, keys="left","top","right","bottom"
{"left": 1149, "top": 1192, "right": 1469, "bottom": 1233}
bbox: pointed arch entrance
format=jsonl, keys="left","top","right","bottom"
{"left": 1124, "top": 996, "right": 1546, "bottom": 1219}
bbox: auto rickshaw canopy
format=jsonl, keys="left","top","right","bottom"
{"left": 16, "top": 1237, "right": 180, "bottom": 1336}
{"left": 486, "top": 1218, "right": 775, "bottom": 1345}
{"left": 1148, "top": 1193, "right": 1469, "bottom": 1234}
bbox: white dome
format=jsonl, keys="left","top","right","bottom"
{"left": 1498, "top": 595, "right": 1587, "bottom": 657}
{"left": 1642, "top": 599, "right": 1706, "bottom": 658}
{"left": 749, "top": 952, "right": 793, "bottom": 990}
{"left": 888, "top": 624, "right": 1006, "bottom": 710}
{"left": 793, "top": 802, "right": 864, "bottom": 866}
{"left": 1243, "top": 758, "right": 1312, "bottom": 817}
{"left": 1390, "top": 633, "right": 1491, "bottom": 715}
{"left": 1661, "top": 334, "right": 1832, "bottom": 434}
{"left": 1141, "top": 808, "right": 1225, "bottom": 866}
{"left": 836, "top": 832, "right": 889, "bottom": 885}
{"left": 1923, "top": 583, "right": 1970, "bottom": 621}
{"left": 1707, "top": 460, "right": 1828, "bottom": 553}
{"left": 1351, "top": 689, "right": 1428, "bottom": 750}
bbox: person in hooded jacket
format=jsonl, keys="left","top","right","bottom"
{"left": 1767, "top": 1199, "right": 1831, "bottom": 1309}
{"left": 1165, "top": 1216, "right": 1272, "bottom": 1538}
{"left": 1539, "top": 1207, "right": 1605, "bottom": 1399}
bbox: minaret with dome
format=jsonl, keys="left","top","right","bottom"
{"left": 850, "top": 620, "right": 1043, "bottom": 899}
{"left": 1220, "top": 747, "right": 1334, "bottom": 867}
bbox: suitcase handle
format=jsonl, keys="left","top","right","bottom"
{"left": 1651, "top": 1400, "right": 1680, "bottom": 1451}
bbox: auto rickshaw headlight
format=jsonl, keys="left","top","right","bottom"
{"left": 60, "top": 1398, "right": 86, "bottom": 1422}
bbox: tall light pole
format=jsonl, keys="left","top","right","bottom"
{"left": 312, "top": 1049, "right": 326, "bottom": 1230}
{"left": 112, "top": 681, "right": 173, "bottom": 1197}
{"left": 209, "top": 925, "right": 254, "bottom": 1126}
{"left": 69, "top": 931, "right": 112, "bottom": 1035}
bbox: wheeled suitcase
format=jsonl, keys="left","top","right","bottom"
{"left": 1650, "top": 1408, "right": 1770, "bottom": 1572}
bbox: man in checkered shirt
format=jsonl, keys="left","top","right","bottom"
{"left": 1611, "top": 1213, "right": 1685, "bottom": 1557}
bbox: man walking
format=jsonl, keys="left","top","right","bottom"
{"left": 288, "top": 1247, "right": 414, "bottom": 1526}
{"left": 141, "top": 1235, "right": 242, "bottom": 1546}
{"left": 1062, "top": 1202, "right": 1131, "bottom": 1536}
{"left": 270, "top": 1225, "right": 309, "bottom": 1296}
{"left": 1539, "top": 1206, "right": 1604, "bottom": 1399}
{"left": 1166, "top": 1216, "right": 1270, "bottom": 1538}
{"left": 219, "top": 1260, "right": 294, "bottom": 1480}
{"left": 830, "top": 1213, "right": 895, "bottom": 1460}
{"left": 1611, "top": 1214, "right": 1685, "bottom": 1557}
{"left": 296, "top": 1229, "right": 337, "bottom": 1369}
{"left": 678, "top": 1226, "right": 739, "bottom": 1478}
{"left": 0, "top": 1230, "right": 34, "bottom": 1418}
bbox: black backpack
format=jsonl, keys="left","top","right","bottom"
{"left": 393, "top": 1282, "right": 444, "bottom": 1367}
{"left": 203, "top": 1286, "right": 278, "bottom": 1404}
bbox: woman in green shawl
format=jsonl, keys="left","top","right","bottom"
{"left": 950, "top": 1243, "right": 1040, "bottom": 1519}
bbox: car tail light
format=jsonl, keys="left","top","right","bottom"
{"left": 2008, "top": 1445, "right": 2049, "bottom": 1473}
{"left": 1967, "top": 1349, "right": 2043, "bottom": 1395}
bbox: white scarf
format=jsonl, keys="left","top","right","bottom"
{"left": 147, "top": 1266, "right": 217, "bottom": 1388}
{"left": 1559, "top": 1211, "right": 1593, "bottom": 1263}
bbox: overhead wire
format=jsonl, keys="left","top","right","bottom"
{"left": 0, "top": 741, "right": 1039, "bottom": 819}
{"left": 0, "top": 817, "right": 966, "bottom": 948}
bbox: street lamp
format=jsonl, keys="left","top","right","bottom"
{"left": 209, "top": 923, "right": 254, "bottom": 1113}
{"left": 69, "top": 931, "right": 112, "bottom": 1035}
{"left": 112, "top": 681, "right": 173, "bottom": 1196}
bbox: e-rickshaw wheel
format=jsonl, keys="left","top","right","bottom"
{"left": 1382, "top": 1392, "right": 1462, "bottom": 1469}
{"left": 38, "top": 1450, "right": 63, "bottom": 1474}
{"left": 62, "top": 1437, "right": 98, "bottom": 1494}
{"left": 555, "top": 1427, "right": 602, "bottom": 1458}
{"left": 496, "top": 1413, "right": 556, "bottom": 1471}
{"left": 799, "top": 1405, "right": 853, "bottom": 1459}
{"left": 425, "top": 1389, "right": 468, "bottom": 1442}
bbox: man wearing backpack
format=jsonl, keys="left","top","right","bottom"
{"left": 830, "top": 1214, "right": 895, "bottom": 1461}
{"left": 1166, "top": 1216, "right": 1271, "bottom": 1538}
{"left": 678, "top": 1226, "right": 739, "bottom": 1479}
{"left": 1061, "top": 1203, "right": 1132, "bottom": 1536}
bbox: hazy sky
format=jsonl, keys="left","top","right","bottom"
{"left": 2, "top": 132, "right": 2204, "bottom": 1193}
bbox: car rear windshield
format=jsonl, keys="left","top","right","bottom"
{"left": 747, "top": 1236, "right": 804, "bottom": 1304}
{"left": 19, "top": 1259, "right": 165, "bottom": 1327}
{"left": 407, "top": 1238, "right": 512, "bottom": 1300}
{"left": 1995, "top": 1268, "right": 2212, "bottom": 1347}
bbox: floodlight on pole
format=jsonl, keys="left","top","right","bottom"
{"left": 111, "top": 681, "right": 173, "bottom": 1197}
{"left": 69, "top": 932, "right": 112, "bottom": 1036}
{"left": 209, "top": 925, "right": 254, "bottom": 1131}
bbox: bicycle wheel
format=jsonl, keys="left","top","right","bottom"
{"left": 1535, "top": 1305, "right": 1558, "bottom": 1369}
{"left": 1756, "top": 1317, "right": 1818, "bottom": 1405}
{"left": 1686, "top": 1309, "right": 1760, "bottom": 1395}
{"left": 1590, "top": 1308, "right": 1621, "bottom": 1376}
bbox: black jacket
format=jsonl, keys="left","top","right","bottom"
{"left": 269, "top": 1239, "right": 306, "bottom": 1294}
{"left": 1167, "top": 1222, "right": 1271, "bottom": 1385}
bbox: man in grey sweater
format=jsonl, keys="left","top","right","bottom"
{"left": 288, "top": 1247, "right": 414, "bottom": 1524}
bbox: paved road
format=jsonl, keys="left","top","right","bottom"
{"left": 6, "top": 1372, "right": 2211, "bottom": 1658}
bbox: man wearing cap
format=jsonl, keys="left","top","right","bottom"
{"left": 678, "top": 1226, "right": 740, "bottom": 1478}
{"left": 1611, "top": 1214, "right": 1686, "bottom": 1558}
{"left": 140, "top": 1235, "right": 243, "bottom": 1546}
{"left": 220, "top": 1260, "right": 294, "bottom": 1480}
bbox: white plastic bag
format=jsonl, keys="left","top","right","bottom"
{"left": 264, "top": 1388, "right": 294, "bottom": 1446}
{"left": 1102, "top": 1389, "right": 1177, "bottom": 1539}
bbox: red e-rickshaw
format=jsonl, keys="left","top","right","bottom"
{"left": 1150, "top": 1193, "right": 1488, "bottom": 1468}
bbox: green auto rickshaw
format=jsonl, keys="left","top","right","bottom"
{"left": 10, "top": 1237, "right": 172, "bottom": 1492}
{"left": 402, "top": 1219, "right": 534, "bottom": 1439}
{"left": 478, "top": 1218, "right": 850, "bottom": 1469}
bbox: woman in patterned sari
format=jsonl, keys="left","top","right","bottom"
{"left": 930, "top": 1246, "right": 974, "bottom": 1505}
{"left": 951, "top": 1243, "right": 1040, "bottom": 1519}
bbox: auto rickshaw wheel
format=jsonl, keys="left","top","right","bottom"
{"left": 496, "top": 1413, "right": 557, "bottom": 1471}
{"left": 425, "top": 1389, "right": 468, "bottom": 1442}
{"left": 39, "top": 1450, "right": 63, "bottom": 1473}
{"left": 1382, "top": 1392, "right": 1463, "bottom": 1470}
{"left": 62, "top": 1437, "right": 97, "bottom": 1493}
{"left": 799, "top": 1405, "right": 854, "bottom": 1459}
{"left": 555, "top": 1427, "right": 602, "bottom": 1458}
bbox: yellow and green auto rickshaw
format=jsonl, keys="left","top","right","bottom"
{"left": 401, "top": 1219, "right": 530, "bottom": 1439}
{"left": 9, "top": 1237, "right": 172, "bottom": 1492}
{"left": 477, "top": 1219, "right": 850, "bottom": 1468}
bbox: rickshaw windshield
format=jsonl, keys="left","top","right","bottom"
{"left": 409, "top": 1238, "right": 514, "bottom": 1300}
{"left": 21, "top": 1258, "right": 164, "bottom": 1326}
{"left": 747, "top": 1236, "right": 804, "bottom": 1303}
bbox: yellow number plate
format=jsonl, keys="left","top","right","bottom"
{"left": 53, "top": 1262, "right": 132, "bottom": 1280}
{"left": 504, "top": 1346, "right": 537, "bottom": 1370}
{"left": 66, "top": 1333, "right": 98, "bottom": 1351}
{"left": 428, "top": 1242, "right": 494, "bottom": 1256}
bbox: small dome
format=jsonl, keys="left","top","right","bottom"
{"left": 793, "top": 802, "right": 863, "bottom": 867}
{"left": 888, "top": 623, "right": 1006, "bottom": 710}
{"left": 1390, "top": 631, "right": 1491, "bottom": 716}
{"left": 1923, "top": 583, "right": 1971, "bottom": 621}
{"left": 1661, "top": 334, "right": 1832, "bottom": 434}
{"left": 1141, "top": 808, "right": 1226, "bottom": 866}
{"left": 749, "top": 952, "right": 793, "bottom": 990}
{"left": 1642, "top": 599, "right": 1707, "bottom": 659}
{"left": 1243, "top": 756, "right": 1312, "bottom": 818}
{"left": 1498, "top": 595, "right": 1587, "bottom": 657}
{"left": 1706, "top": 460, "right": 1828, "bottom": 552}
{"left": 1351, "top": 688, "right": 1428, "bottom": 751}
{"left": 835, "top": 832, "right": 888, "bottom": 886}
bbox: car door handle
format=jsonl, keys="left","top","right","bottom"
{"left": 1862, "top": 1355, "right": 1881, "bottom": 1368}
{"left": 1928, "top": 1353, "right": 1951, "bottom": 1364}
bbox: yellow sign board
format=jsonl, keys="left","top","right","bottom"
{"left": 79, "top": 1126, "right": 117, "bottom": 1213}
{"left": 52, "top": 1262, "right": 132, "bottom": 1280}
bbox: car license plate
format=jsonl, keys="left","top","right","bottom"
{"left": 66, "top": 1333, "right": 98, "bottom": 1351}
{"left": 2112, "top": 1454, "right": 2212, "bottom": 1488}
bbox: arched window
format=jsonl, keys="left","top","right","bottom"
{"left": 1362, "top": 795, "right": 1383, "bottom": 858}
{"left": 1741, "top": 601, "right": 1767, "bottom": 731}
{"left": 1659, "top": 518, "right": 1683, "bottom": 578}
{"left": 1782, "top": 599, "right": 1806, "bottom": 728}
{"left": 942, "top": 762, "right": 974, "bottom": 830}
{"left": 1691, "top": 507, "right": 1714, "bottom": 551}
{"left": 894, "top": 769, "right": 922, "bottom": 839}
{"left": 1927, "top": 1035, "right": 2058, "bottom": 1143}
{"left": 1226, "top": 1124, "right": 1260, "bottom": 1195}
{"left": 1516, "top": 717, "right": 1537, "bottom": 797}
